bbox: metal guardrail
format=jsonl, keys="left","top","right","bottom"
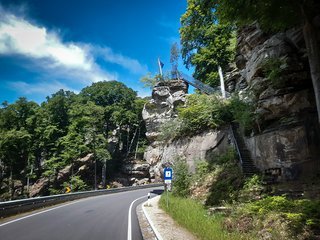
{"left": 0, "top": 183, "right": 163, "bottom": 218}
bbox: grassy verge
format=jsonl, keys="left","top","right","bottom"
{"left": 159, "top": 193, "right": 252, "bottom": 240}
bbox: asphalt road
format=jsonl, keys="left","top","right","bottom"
{"left": 0, "top": 187, "right": 163, "bottom": 240}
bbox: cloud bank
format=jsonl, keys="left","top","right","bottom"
{"left": 0, "top": 6, "right": 147, "bottom": 91}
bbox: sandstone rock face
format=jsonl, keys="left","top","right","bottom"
{"left": 245, "top": 123, "right": 319, "bottom": 180}
{"left": 142, "top": 80, "right": 188, "bottom": 142}
{"left": 229, "top": 24, "right": 315, "bottom": 123}
{"left": 144, "top": 129, "right": 230, "bottom": 181}
{"left": 122, "top": 161, "right": 150, "bottom": 179}
{"left": 225, "top": 24, "right": 320, "bottom": 180}
{"left": 142, "top": 80, "right": 230, "bottom": 181}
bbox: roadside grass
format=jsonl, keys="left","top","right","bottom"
{"left": 159, "top": 193, "right": 252, "bottom": 240}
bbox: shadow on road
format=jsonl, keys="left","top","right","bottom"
{"left": 150, "top": 189, "right": 164, "bottom": 195}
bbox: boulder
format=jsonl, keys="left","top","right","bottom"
{"left": 29, "top": 178, "right": 49, "bottom": 197}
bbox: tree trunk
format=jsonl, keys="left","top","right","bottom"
{"left": 127, "top": 127, "right": 139, "bottom": 158}
{"left": 101, "top": 159, "right": 106, "bottom": 188}
{"left": 134, "top": 126, "right": 141, "bottom": 160}
{"left": 9, "top": 166, "right": 13, "bottom": 200}
{"left": 302, "top": 12, "right": 320, "bottom": 124}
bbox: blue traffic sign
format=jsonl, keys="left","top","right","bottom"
{"left": 164, "top": 167, "right": 173, "bottom": 180}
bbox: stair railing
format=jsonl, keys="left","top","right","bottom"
{"left": 229, "top": 124, "right": 243, "bottom": 166}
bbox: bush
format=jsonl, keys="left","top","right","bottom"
{"left": 237, "top": 196, "right": 320, "bottom": 237}
{"left": 261, "top": 57, "right": 287, "bottom": 88}
{"left": 172, "top": 159, "right": 191, "bottom": 197}
{"left": 62, "top": 175, "right": 88, "bottom": 192}
{"left": 157, "top": 118, "right": 182, "bottom": 142}
{"left": 178, "top": 94, "right": 231, "bottom": 135}
{"left": 228, "top": 95, "right": 256, "bottom": 135}
{"left": 205, "top": 149, "right": 244, "bottom": 206}
{"left": 239, "top": 175, "right": 265, "bottom": 202}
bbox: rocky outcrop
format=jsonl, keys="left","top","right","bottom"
{"left": 226, "top": 24, "right": 320, "bottom": 180}
{"left": 29, "top": 154, "right": 95, "bottom": 197}
{"left": 143, "top": 80, "right": 230, "bottom": 181}
{"left": 229, "top": 24, "right": 315, "bottom": 123}
{"left": 121, "top": 160, "right": 151, "bottom": 185}
{"left": 142, "top": 80, "right": 188, "bottom": 142}
{"left": 145, "top": 129, "right": 230, "bottom": 181}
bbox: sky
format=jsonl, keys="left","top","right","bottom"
{"left": 0, "top": 0, "right": 190, "bottom": 104}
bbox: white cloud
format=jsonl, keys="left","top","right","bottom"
{"left": 0, "top": 12, "right": 93, "bottom": 71}
{"left": 8, "top": 80, "right": 79, "bottom": 95}
{"left": 0, "top": 7, "right": 148, "bottom": 83}
{"left": 96, "top": 47, "right": 148, "bottom": 75}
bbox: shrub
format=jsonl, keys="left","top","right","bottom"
{"left": 157, "top": 118, "right": 182, "bottom": 142}
{"left": 172, "top": 159, "right": 191, "bottom": 197}
{"left": 261, "top": 57, "right": 287, "bottom": 88}
{"left": 205, "top": 149, "right": 244, "bottom": 206}
{"left": 228, "top": 95, "right": 256, "bottom": 135}
{"left": 178, "top": 94, "right": 231, "bottom": 135}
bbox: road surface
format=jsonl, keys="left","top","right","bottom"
{"left": 0, "top": 187, "right": 163, "bottom": 240}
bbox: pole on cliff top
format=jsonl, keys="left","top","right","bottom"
{"left": 158, "top": 58, "right": 164, "bottom": 76}
{"left": 218, "top": 66, "right": 226, "bottom": 99}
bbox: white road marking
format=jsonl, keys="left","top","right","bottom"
{"left": 0, "top": 199, "right": 87, "bottom": 227}
{"left": 127, "top": 195, "right": 148, "bottom": 240}
{"left": 142, "top": 197, "right": 163, "bottom": 240}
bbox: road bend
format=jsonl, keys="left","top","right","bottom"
{"left": 0, "top": 186, "right": 163, "bottom": 240}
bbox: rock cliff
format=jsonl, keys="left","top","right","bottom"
{"left": 142, "top": 80, "right": 230, "bottom": 181}
{"left": 143, "top": 25, "right": 320, "bottom": 183}
{"left": 226, "top": 24, "right": 320, "bottom": 181}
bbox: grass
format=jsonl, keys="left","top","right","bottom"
{"left": 159, "top": 193, "right": 252, "bottom": 240}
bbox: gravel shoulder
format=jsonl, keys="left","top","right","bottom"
{"left": 137, "top": 195, "right": 198, "bottom": 240}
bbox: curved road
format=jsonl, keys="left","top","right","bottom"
{"left": 0, "top": 187, "right": 163, "bottom": 240}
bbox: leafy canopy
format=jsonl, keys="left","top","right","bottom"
{"left": 180, "top": 0, "right": 235, "bottom": 87}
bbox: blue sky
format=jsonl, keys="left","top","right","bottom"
{"left": 0, "top": 0, "right": 190, "bottom": 103}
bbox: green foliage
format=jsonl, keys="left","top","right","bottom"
{"left": 63, "top": 175, "right": 88, "bottom": 192}
{"left": 205, "top": 163, "right": 243, "bottom": 206}
{"left": 0, "top": 80, "right": 148, "bottom": 199}
{"left": 215, "top": 0, "right": 305, "bottom": 32}
{"left": 238, "top": 196, "right": 320, "bottom": 236}
{"left": 194, "top": 161, "right": 210, "bottom": 180}
{"left": 80, "top": 80, "right": 136, "bottom": 108}
{"left": 180, "top": 0, "right": 235, "bottom": 87}
{"left": 228, "top": 95, "right": 256, "bottom": 134}
{"left": 157, "top": 118, "right": 182, "bottom": 142}
{"left": 140, "top": 73, "right": 158, "bottom": 89}
{"left": 178, "top": 94, "right": 231, "bottom": 135}
{"left": 157, "top": 93, "right": 257, "bottom": 141}
{"left": 172, "top": 159, "right": 191, "bottom": 197}
{"left": 239, "top": 175, "right": 265, "bottom": 202}
{"left": 261, "top": 57, "right": 288, "bottom": 88}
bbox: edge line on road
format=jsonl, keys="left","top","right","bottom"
{"left": 127, "top": 195, "right": 147, "bottom": 240}
{"left": 0, "top": 198, "right": 88, "bottom": 227}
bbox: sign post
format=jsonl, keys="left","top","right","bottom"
{"left": 164, "top": 167, "right": 173, "bottom": 208}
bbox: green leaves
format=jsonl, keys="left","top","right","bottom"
{"left": 0, "top": 80, "right": 147, "bottom": 196}
{"left": 178, "top": 94, "right": 231, "bottom": 134}
{"left": 180, "top": 0, "right": 235, "bottom": 87}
